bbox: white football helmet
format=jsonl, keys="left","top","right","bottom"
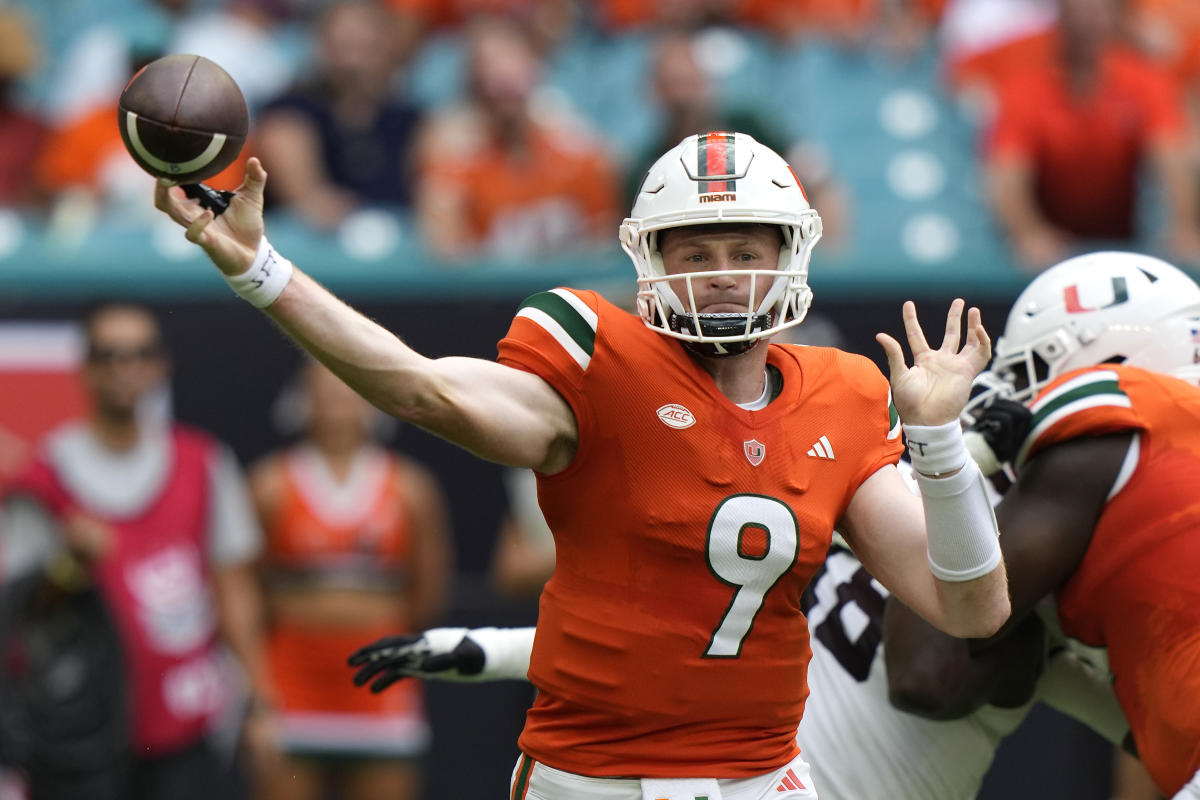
{"left": 993, "top": 251, "right": 1200, "bottom": 402}
{"left": 619, "top": 132, "right": 823, "bottom": 357}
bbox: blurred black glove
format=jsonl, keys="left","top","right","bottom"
{"left": 972, "top": 398, "right": 1032, "bottom": 465}
{"left": 348, "top": 629, "right": 485, "bottom": 694}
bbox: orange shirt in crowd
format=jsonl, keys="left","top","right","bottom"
{"left": 385, "top": 0, "right": 545, "bottom": 28}
{"left": 420, "top": 120, "right": 619, "bottom": 257}
{"left": 985, "top": 45, "right": 1188, "bottom": 240}
{"left": 1131, "top": 0, "right": 1200, "bottom": 89}
{"left": 946, "top": 30, "right": 1056, "bottom": 95}
{"left": 35, "top": 104, "right": 252, "bottom": 195}
{"left": 597, "top": 0, "right": 943, "bottom": 34}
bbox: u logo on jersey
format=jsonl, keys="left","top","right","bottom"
{"left": 743, "top": 439, "right": 765, "bottom": 466}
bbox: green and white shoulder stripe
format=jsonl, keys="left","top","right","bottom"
{"left": 1017, "top": 369, "right": 1130, "bottom": 466}
{"left": 515, "top": 288, "right": 598, "bottom": 371}
{"left": 886, "top": 390, "right": 901, "bottom": 441}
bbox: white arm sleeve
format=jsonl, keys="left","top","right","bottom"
{"left": 207, "top": 444, "right": 263, "bottom": 566}
{"left": 905, "top": 421, "right": 1002, "bottom": 582}
{"left": 0, "top": 497, "right": 62, "bottom": 581}
{"left": 468, "top": 626, "right": 536, "bottom": 681}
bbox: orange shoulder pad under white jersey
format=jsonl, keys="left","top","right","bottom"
{"left": 1015, "top": 365, "right": 1149, "bottom": 470}
{"left": 496, "top": 288, "right": 904, "bottom": 778}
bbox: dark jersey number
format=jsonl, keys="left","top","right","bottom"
{"left": 801, "top": 552, "right": 887, "bottom": 682}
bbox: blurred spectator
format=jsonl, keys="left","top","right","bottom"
{"left": 42, "top": 0, "right": 192, "bottom": 126}
{"left": 984, "top": 0, "right": 1200, "bottom": 270}
{"left": 249, "top": 361, "right": 451, "bottom": 800}
{"left": 629, "top": 32, "right": 848, "bottom": 246}
{"left": 0, "top": 302, "right": 267, "bottom": 800}
{"left": 594, "top": 0, "right": 728, "bottom": 32}
{"left": 415, "top": 16, "right": 620, "bottom": 261}
{"left": 939, "top": 0, "right": 1057, "bottom": 114}
{"left": 33, "top": 43, "right": 253, "bottom": 234}
{"left": 168, "top": 0, "right": 298, "bottom": 111}
{"left": 0, "top": 7, "right": 44, "bottom": 208}
{"left": 383, "top": 0, "right": 576, "bottom": 56}
{"left": 597, "top": 0, "right": 941, "bottom": 48}
{"left": 1127, "top": 0, "right": 1200, "bottom": 105}
{"left": 255, "top": 0, "right": 421, "bottom": 230}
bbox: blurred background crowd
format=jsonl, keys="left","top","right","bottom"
{"left": 0, "top": 0, "right": 1198, "bottom": 277}
{"left": 0, "top": 0, "right": 1198, "bottom": 798}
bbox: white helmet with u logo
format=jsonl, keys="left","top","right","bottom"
{"left": 619, "top": 132, "right": 823, "bottom": 357}
{"left": 992, "top": 251, "right": 1200, "bottom": 402}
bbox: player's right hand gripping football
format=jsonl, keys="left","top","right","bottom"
{"left": 348, "top": 629, "right": 487, "bottom": 693}
{"left": 154, "top": 157, "right": 266, "bottom": 277}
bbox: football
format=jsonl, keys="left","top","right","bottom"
{"left": 117, "top": 54, "right": 248, "bottom": 185}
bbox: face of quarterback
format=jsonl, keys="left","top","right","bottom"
{"left": 658, "top": 223, "right": 784, "bottom": 315}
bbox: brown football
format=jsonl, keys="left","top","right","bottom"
{"left": 118, "top": 54, "right": 248, "bottom": 184}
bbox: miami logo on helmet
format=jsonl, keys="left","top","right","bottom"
{"left": 1064, "top": 277, "right": 1129, "bottom": 313}
{"left": 695, "top": 131, "right": 737, "bottom": 199}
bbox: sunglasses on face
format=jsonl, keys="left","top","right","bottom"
{"left": 86, "top": 342, "right": 165, "bottom": 366}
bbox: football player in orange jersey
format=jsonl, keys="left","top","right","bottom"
{"left": 884, "top": 251, "right": 1200, "bottom": 798}
{"left": 152, "top": 131, "right": 1010, "bottom": 798}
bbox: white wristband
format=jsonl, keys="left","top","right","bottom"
{"left": 222, "top": 237, "right": 293, "bottom": 308}
{"left": 903, "top": 420, "right": 967, "bottom": 477}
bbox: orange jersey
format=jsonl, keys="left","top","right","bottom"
{"left": 497, "top": 289, "right": 903, "bottom": 778}
{"left": 264, "top": 446, "right": 412, "bottom": 577}
{"left": 1020, "top": 365, "right": 1200, "bottom": 793}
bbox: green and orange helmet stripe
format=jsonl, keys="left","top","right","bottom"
{"left": 696, "top": 131, "right": 737, "bottom": 194}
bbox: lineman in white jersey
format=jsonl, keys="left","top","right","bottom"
{"left": 349, "top": 460, "right": 1130, "bottom": 800}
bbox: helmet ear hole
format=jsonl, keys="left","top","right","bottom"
{"left": 1031, "top": 353, "right": 1051, "bottom": 384}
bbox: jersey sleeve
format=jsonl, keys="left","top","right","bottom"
{"left": 838, "top": 352, "right": 906, "bottom": 491}
{"left": 1016, "top": 367, "right": 1147, "bottom": 469}
{"left": 497, "top": 287, "right": 601, "bottom": 410}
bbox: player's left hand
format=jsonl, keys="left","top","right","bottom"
{"left": 348, "top": 629, "right": 486, "bottom": 693}
{"left": 876, "top": 299, "right": 991, "bottom": 427}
